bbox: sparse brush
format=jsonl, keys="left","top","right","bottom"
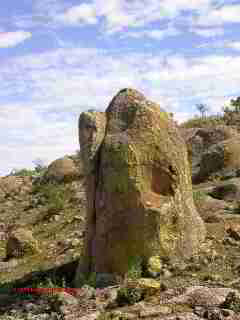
{"left": 125, "top": 256, "right": 143, "bottom": 280}
{"left": 116, "top": 286, "right": 143, "bottom": 306}
{"left": 181, "top": 115, "right": 225, "bottom": 129}
{"left": 193, "top": 190, "right": 206, "bottom": 203}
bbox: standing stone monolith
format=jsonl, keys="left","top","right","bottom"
{"left": 75, "top": 88, "right": 206, "bottom": 284}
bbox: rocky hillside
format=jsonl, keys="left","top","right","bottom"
{"left": 1, "top": 89, "right": 240, "bottom": 320}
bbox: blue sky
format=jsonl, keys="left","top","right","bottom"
{"left": 1, "top": 0, "right": 240, "bottom": 176}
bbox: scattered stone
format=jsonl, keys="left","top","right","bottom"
{"left": 6, "top": 227, "right": 40, "bottom": 259}
{"left": 169, "top": 286, "right": 240, "bottom": 307}
{"left": 162, "top": 269, "right": 172, "bottom": 278}
{"left": 139, "top": 305, "right": 171, "bottom": 318}
{"left": 226, "top": 224, "right": 240, "bottom": 241}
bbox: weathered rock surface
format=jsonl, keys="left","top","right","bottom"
{"left": 197, "top": 137, "right": 240, "bottom": 183}
{"left": 181, "top": 126, "right": 239, "bottom": 183}
{"left": 76, "top": 88, "right": 206, "bottom": 282}
{"left": 43, "top": 156, "right": 83, "bottom": 183}
{"left": 77, "top": 110, "right": 107, "bottom": 280}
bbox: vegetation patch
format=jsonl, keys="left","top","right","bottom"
{"left": 181, "top": 115, "right": 225, "bottom": 129}
{"left": 116, "top": 286, "right": 144, "bottom": 306}
{"left": 32, "top": 182, "right": 71, "bottom": 219}
{"left": 126, "top": 256, "right": 143, "bottom": 280}
{"left": 193, "top": 190, "right": 206, "bottom": 203}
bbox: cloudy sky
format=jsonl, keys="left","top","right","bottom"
{"left": 0, "top": 0, "right": 240, "bottom": 176}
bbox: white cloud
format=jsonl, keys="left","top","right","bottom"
{"left": 212, "top": 4, "right": 240, "bottom": 23}
{"left": 195, "top": 4, "right": 240, "bottom": 26}
{"left": 58, "top": 3, "right": 98, "bottom": 25}
{"left": 0, "top": 31, "right": 32, "bottom": 48}
{"left": 1, "top": 45, "right": 240, "bottom": 175}
{"left": 191, "top": 27, "right": 224, "bottom": 37}
{"left": 120, "top": 26, "right": 180, "bottom": 40}
{"left": 0, "top": 103, "right": 78, "bottom": 176}
{"left": 56, "top": 0, "right": 214, "bottom": 34}
{"left": 226, "top": 41, "right": 240, "bottom": 51}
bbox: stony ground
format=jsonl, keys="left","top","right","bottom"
{"left": 1, "top": 170, "right": 240, "bottom": 319}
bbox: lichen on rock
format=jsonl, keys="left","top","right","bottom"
{"left": 75, "top": 88, "right": 206, "bottom": 284}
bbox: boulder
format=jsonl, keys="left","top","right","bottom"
{"left": 197, "top": 137, "right": 240, "bottom": 183}
{"left": 75, "top": 88, "right": 206, "bottom": 283}
{"left": 44, "top": 156, "right": 82, "bottom": 183}
{"left": 6, "top": 227, "right": 40, "bottom": 259}
{"left": 181, "top": 126, "right": 238, "bottom": 183}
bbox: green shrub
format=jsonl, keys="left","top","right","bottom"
{"left": 193, "top": 190, "right": 206, "bottom": 203}
{"left": 126, "top": 256, "right": 143, "bottom": 280}
{"left": 76, "top": 271, "right": 97, "bottom": 288}
{"left": 32, "top": 182, "right": 69, "bottom": 214}
{"left": 10, "top": 168, "right": 36, "bottom": 176}
{"left": 86, "top": 272, "right": 97, "bottom": 288}
{"left": 9, "top": 163, "right": 47, "bottom": 177}
{"left": 116, "top": 286, "right": 143, "bottom": 306}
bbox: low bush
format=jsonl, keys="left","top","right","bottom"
{"left": 32, "top": 182, "right": 70, "bottom": 214}
{"left": 126, "top": 256, "right": 143, "bottom": 280}
{"left": 193, "top": 190, "right": 206, "bottom": 203}
{"left": 116, "top": 286, "right": 143, "bottom": 306}
{"left": 181, "top": 115, "right": 225, "bottom": 129}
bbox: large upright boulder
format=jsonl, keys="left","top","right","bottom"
{"left": 76, "top": 88, "right": 206, "bottom": 282}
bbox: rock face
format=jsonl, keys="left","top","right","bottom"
{"left": 181, "top": 126, "right": 238, "bottom": 183}
{"left": 197, "top": 137, "right": 240, "bottom": 183}
{"left": 75, "top": 88, "right": 206, "bottom": 282}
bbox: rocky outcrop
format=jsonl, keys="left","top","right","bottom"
{"left": 181, "top": 125, "right": 238, "bottom": 183}
{"left": 75, "top": 88, "right": 206, "bottom": 283}
{"left": 197, "top": 137, "right": 240, "bottom": 183}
